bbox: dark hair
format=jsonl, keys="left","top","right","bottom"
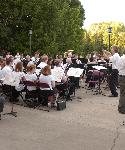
{"left": 54, "top": 59, "right": 61, "bottom": 66}
{"left": 6, "top": 58, "right": 13, "bottom": 65}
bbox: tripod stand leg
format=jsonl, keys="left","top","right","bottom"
{"left": 3, "top": 102, "right": 17, "bottom": 117}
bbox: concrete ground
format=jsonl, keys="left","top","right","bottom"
{"left": 0, "top": 82, "right": 125, "bottom": 150}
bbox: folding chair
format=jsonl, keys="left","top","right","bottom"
{"left": 37, "top": 82, "right": 55, "bottom": 111}
{"left": 23, "top": 81, "right": 38, "bottom": 108}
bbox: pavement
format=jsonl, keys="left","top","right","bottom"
{"left": 0, "top": 81, "right": 125, "bottom": 150}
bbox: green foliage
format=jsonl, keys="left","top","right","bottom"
{"left": 0, "top": 0, "right": 85, "bottom": 55}
{"left": 86, "top": 22, "right": 125, "bottom": 53}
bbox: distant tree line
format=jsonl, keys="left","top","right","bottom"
{"left": 1, "top": 0, "right": 125, "bottom": 56}
{"left": 0, "top": 0, "right": 85, "bottom": 55}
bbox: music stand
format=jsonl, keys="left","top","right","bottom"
{"left": 3, "top": 85, "right": 17, "bottom": 117}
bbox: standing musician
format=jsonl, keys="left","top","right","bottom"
{"left": 118, "top": 50, "right": 125, "bottom": 114}
{"left": 108, "top": 45, "right": 120, "bottom": 97}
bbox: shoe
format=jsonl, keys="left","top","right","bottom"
{"left": 108, "top": 94, "right": 118, "bottom": 97}
{"left": 118, "top": 110, "right": 125, "bottom": 114}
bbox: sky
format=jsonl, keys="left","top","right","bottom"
{"left": 80, "top": 0, "right": 125, "bottom": 29}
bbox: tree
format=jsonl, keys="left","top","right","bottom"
{"left": 0, "top": 0, "right": 85, "bottom": 55}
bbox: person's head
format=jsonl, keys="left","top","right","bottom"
{"left": 111, "top": 45, "right": 118, "bottom": 54}
{"left": 41, "top": 65, "right": 51, "bottom": 76}
{"left": 54, "top": 59, "right": 61, "bottom": 67}
{"left": 67, "top": 52, "right": 72, "bottom": 58}
{"left": 123, "top": 49, "right": 125, "bottom": 55}
{"left": 6, "top": 57, "right": 13, "bottom": 66}
{"left": 40, "top": 54, "right": 48, "bottom": 63}
{"left": 26, "top": 64, "right": 36, "bottom": 73}
{"left": 15, "top": 62, "right": 23, "bottom": 72}
{"left": 66, "top": 58, "right": 72, "bottom": 64}
{"left": 47, "top": 57, "right": 53, "bottom": 66}
{"left": 16, "top": 52, "right": 20, "bottom": 56}
{"left": 34, "top": 51, "right": 40, "bottom": 58}
{"left": 26, "top": 55, "right": 30, "bottom": 61}
{"left": 0, "top": 58, "right": 5, "bottom": 69}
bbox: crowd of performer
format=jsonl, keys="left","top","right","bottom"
{"left": 0, "top": 46, "right": 125, "bottom": 114}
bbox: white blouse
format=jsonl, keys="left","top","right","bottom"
{"left": 25, "top": 73, "right": 37, "bottom": 91}
{"left": 39, "top": 74, "right": 55, "bottom": 90}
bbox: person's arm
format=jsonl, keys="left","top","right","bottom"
{"left": 51, "top": 80, "right": 55, "bottom": 88}
{"left": 51, "top": 75, "right": 55, "bottom": 88}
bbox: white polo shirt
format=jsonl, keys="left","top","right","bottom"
{"left": 109, "top": 53, "right": 120, "bottom": 69}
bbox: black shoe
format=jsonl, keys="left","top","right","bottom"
{"left": 66, "top": 97, "right": 72, "bottom": 101}
{"left": 118, "top": 110, "right": 125, "bottom": 114}
{"left": 108, "top": 94, "right": 118, "bottom": 97}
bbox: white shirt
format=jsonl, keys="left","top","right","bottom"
{"left": 25, "top": 73, "right": 37, "bottom": 91}
{"left": 118, "top": 54, "right": 125, "bottom": 76}
{"left": 109, "top": 53, "right": 120, "bottom": 69}
{"left": 52, "top": 66, "right": 66, "bottom": 82}
{"left": 1, "top": 65, "right": 12, "bottom": 79}
{"left": 39, "top": 74, "right": 55, "bottom": 90}
{"left": 37, "top": 62, "right": 47, "bottom": 69}
{"left": 14, "top": 72, "right": 25, "bottom": 91}
{"left": 15, "top": 55, "right": 20, "bottom": 60}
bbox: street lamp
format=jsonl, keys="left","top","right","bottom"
{"left": 107, "top": 27, "right": 112, "bottom": 51}
{"left": 29, "top": 29, "right": 32, "bottom": 56}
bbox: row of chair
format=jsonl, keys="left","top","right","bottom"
{"left": 0, "top": 80, "right": 72, "bottom": 110}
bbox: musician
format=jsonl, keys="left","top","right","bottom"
{"left": 108, "top": 45, "right": 120, "bottom": 97}
{"left": 63, "top": 58, "right": 73, "bottom": 73}
{"left": 39, "top": 65, "right": 55, "bottom": 90}
{"left": 25, "top": 64, "right": 37, "bottom": 91}
{"left": 11, "top": 62, "right": 25, "bottom": 101}
{"left": 37, "top": 54, "right": 48, "bottom": 69}
{"left": 39, "top": 65, "right": 55, "bottom": 105}
{"left": 31, "top": 51, "right": 40, "bottom": 64}
{"left": 1, "top": 57, "right": 13, "bottom": 79}
{"left": 14, "top": 61, "right": 25, "bottom": 92}
{"left": 15, "top": 52, "right": 21, "bottom": 60}
{"left": 53, "top": 59, "right": 67, "bottom": 83}
{"left": 23, "top": 55, "right": 31, "bottom": 69}
{"left": 118, "top": 50, "right": 125, "bottom": 114}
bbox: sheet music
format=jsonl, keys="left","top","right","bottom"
{"left": 67, "top": 67, "right": 84, "bottom": 77}
{"left": 92, "top": 66, "right": 107, "bottom": 70}
{"left": 51, "top": 68, "right": 64, "bottom": 82}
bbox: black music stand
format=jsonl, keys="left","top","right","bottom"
{"left": 3, "top": 85, "right": 17, "bottom": 117}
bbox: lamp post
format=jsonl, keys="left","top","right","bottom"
{"left": 29, "top": 29, "right": 32, "bottom": 56}
{"left": 107, "top": 27, "right": 112, "bottom": 51}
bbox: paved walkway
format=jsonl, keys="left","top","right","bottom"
{"left": 0, "top": 84, "right": 125, "bottom": 150}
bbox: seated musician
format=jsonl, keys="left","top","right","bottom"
{"left": 63, "top": 58, "right": 73, "bottom": 73}
{"left": 37, "top": 54, "right": 48, "bottom": 69}
{"left": 53, "top": 59, "right": 67, "bottom": 83}
{"left": 39, "top": 65, "right": 55, "bottom": 90}
{"left": 11, "top": 62, "right": 25, "bottom": 101}
{"left": 1, "top": 57, "right": 13, "bottom": 79}
{"left": 39, "top": 65, "right": 56, "bottom": 106}
{"left": 25, "top": 64, "right": 38, "bottom": 91}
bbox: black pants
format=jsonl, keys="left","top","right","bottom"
{"left": 118, "top": 76, "right": 125, "bottom": 112}
{"left": 0, "top": 97, "right": 4, "bottom": 112}
{"left": 109, "top": 69, "right": 118, "bottom": 96}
